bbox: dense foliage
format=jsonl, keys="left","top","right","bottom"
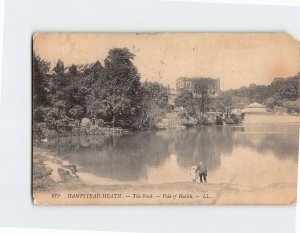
{"left": 174, "top": 78, "right": 220, "bottom": 124}
{"left": 32, "top": 48, "right": 171, "bottom": 139}
{"left": 175, "top": 74, "right": 299, "bottom": 125}
{"left": 221, "top": 75, "right": 300, "bottom": 113}
{"left": 193, "top": 78, "right": 217, "bottom": 114}
{"left": 33, "top": 47, "right": 299, "bottom": 139}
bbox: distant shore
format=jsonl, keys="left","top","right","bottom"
{"left": 243, "top": 112, "right": 300, "bottom": 124}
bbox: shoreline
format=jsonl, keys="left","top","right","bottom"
{"left": 32, "top": 147, "right": 297, "bottom": 205}
{"left": 37, "top": 114, "right": 300, "bottom": 142}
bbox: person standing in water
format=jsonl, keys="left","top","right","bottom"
{"left": 196, "top": 161, "right": 207, "bottom": 183}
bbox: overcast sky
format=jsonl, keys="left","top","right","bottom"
{"left": 33, "top": 32, "right": 300, "bottom": 90}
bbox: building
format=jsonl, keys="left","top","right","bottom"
{"left": 243, "top": 102, "right": 267, "bottom": 113}
{"left": 176, "top": 77, "right": 220, "bottom": 98}
{"left": 64, "top": 61, "right": 103, "bottom": 75}
{"left": 47, "top": 60, "right": 103, "bottom": 76}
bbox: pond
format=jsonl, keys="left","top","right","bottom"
{"left": 45, "top": 115, "right": 299, "bottom": 188}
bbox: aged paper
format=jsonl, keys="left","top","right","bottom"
{"left": 32, "top": 32, "right": 300, "bottom": 204}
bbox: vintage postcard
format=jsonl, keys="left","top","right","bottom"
{"left": 32, "top": 32, "right": 300, "bottom": 204}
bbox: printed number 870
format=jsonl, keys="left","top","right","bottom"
{"left": 51, "top": 193, "right": 60, "bottom": 198}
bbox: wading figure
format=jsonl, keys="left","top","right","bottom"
{"left": 196, "top": 161, "right": 207, "bottom": 183}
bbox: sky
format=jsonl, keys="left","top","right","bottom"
{"left": 33, "top": 32, "right": 300, "bottom": 90}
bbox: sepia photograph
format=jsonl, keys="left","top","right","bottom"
{"left": 32, "top": 32, "right": 300, "bottom": 204}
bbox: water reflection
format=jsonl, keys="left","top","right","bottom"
{"left": 46, "top": 123, "right": 299, "bottom": 184}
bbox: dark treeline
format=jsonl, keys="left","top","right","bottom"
{"left": 174, "top": 77, "right": 247, "bottom": 125}
{"left": 33, "top": 47, "right": 300, "bottom": 139}
{"left": 33, "top": 48, "right": 171, "bottom": 139}
{"left": 174, "top": 74, "right": 299, "bottom": 126}
{"left": 220, "top": 75, "right": 300, "bottom": 113}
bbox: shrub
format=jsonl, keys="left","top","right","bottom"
{"left": 33, "top": 123, "right": 57, "bottom": 140}
{"left": 216, "top": 116, "right": 223, "bottom": 125}
{"left": 224, "top": 118, "right": 235, "bottom": 124}
{"left": 230, "top": 114, "right": 242, "bottom": 124}
{"left": 282, "top": 101, "right": 300, "bottom": 114}
{"left": 199, "top": 115, "right": 215, "bottom": 126}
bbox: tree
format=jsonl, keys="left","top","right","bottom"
{"left": 264, "top": 97, "right": 276, "bottom": 110}
{"left": 32, "top": 52, "right": 51, "bottom": 108}
{"left": 175, "top": 91, "right": 195, "bottom": 116}
{"left": 69, "top": 64, "right": 77, "bottom": 75}
{"left": 54, "top": 59, "right": 64, "bottom": 75}
{"left": 221, "top": 74, "right": 299, "bottom": 109}
{"left": 142, "top": 81, "right": 169, "bottom": 108}
{"left": 137, "top": 82, "right": 170, "bottom": 128}
{"left": 282, "top": 100, "right": 300, "bottom": 113}
{"left": 193, "top": 78, "right": 216, "bottom": 114}
{"left": 216, "top": 94, "right": 232, "bottom": 115}
{"left": 139, "top": 97, "right": 165, "bottom": 128}
{"left": 68, "top": 105, "right": 85, "bottom": 120}
{"left": 231, "top": 96, "right": 249, "bottom": 109}
{"left": 63, "top": 81, "right": 89, "bottom": 120}
{"left": 44, "top": 100, "right": 71, "bottom": 133}
{"left": 101, "top": 48, "right": 142, "bottom": 127}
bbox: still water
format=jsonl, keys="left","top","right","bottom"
{"left": 46, "top": 116, "right": 299, "bottom": 187}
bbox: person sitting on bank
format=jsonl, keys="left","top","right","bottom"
{"left": 196, "top": 161, "right": 207, "bottom": 183}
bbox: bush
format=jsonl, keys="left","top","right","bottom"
{"left": 216, "top": 116, "right": 223, "bottom": 125}
{"left": 224, "top": 118, "right": 235, "bottom": 124}
{"left": 230, "top": 114, "right": 243, "bottom": 124}
{"left": 33, "top": 123, "right": 57, "bottom": 140}
{"left": 264, "top": 97, "right": 276, "bottom": 109}
{"left": 282, "top": 101, "right": 300, "bottom": 114}
{"left": 199, "top": 115, "right": 215, "bottom": 126}
{"left": 273, "top": 106, "right": 287, "bottom": 114}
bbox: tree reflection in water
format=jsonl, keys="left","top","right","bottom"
{"left": 45, "top": 124, "right": 299, "bottom": 182}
